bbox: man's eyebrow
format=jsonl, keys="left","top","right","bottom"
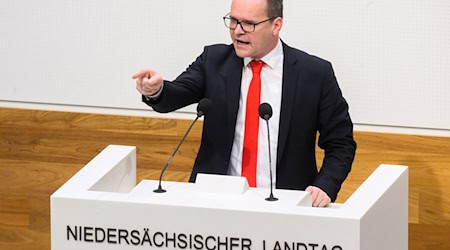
{"left": 229, "top": 15, "right": 255, "bottom": 23}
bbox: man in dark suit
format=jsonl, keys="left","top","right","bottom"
{"left": 133, "top": 0, "right": 356, "bottom": 207}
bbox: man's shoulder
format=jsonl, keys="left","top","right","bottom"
{"left": 203, "top": 43, "right": 236, "bottom": 56}
{"left": 282, "top": 42, "right": 332, "bottom": 69}
{"left": 198, "top": 44, "right": 240, "bottom": 65}
{"left": 205, "top": 43, "right": 234, "bottom": 50}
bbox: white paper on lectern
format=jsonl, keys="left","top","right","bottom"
{"left": 195, "top": 173, "right": 249, "bottom": 194}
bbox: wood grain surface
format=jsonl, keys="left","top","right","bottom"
{"left": 0, "top": 107, "right": 449, "bottom": 249}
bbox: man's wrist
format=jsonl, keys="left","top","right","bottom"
{"left": 144, "top": 83, "right": 164, "bottom": 101}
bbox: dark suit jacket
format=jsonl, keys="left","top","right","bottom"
{"left": 144, "top": 42, "right": 356, "bottom": 201}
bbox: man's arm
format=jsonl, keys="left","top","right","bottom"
{"left": 313, "top": 62, "right": 357, "bottom": 203}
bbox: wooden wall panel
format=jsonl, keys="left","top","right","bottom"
{"left": 0, "top": 107, "right": 449, "bottom": 249}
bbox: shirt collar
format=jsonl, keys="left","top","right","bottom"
{"left": 244, "top": 39, "right": 283, "bottom": 69}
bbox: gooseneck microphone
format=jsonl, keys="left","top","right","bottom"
{"left": 259, "top": 103, "right": 278, "bottom": 201}
{"left": 154, "top": 98, "right": 212, "bottom": 193}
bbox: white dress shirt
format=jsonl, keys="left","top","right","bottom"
{"left": 228, "top": 39, "right": 284, "bottom": 188}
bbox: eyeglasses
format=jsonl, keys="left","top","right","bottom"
{"left": 223, "top": 15, "right": 276, "bottom": 33}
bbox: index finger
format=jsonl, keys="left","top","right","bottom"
{"left": 131, "top": 69, "right": 152, "bottom": 79}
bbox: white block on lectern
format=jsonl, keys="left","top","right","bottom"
{"left": 195, "top": 173, "right": 249, "bottom": 194}
{"left": 51, "top": 145, "right": 408, "bottom": 250}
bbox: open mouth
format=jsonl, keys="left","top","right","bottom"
{"left": 237, "top": 39, "right": 250, "bottom": 45}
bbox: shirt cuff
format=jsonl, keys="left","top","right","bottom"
{"left": 144, "top": 83, "right": 164, "bottom": 101}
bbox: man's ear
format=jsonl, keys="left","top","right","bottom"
{"left": 272, "top": 17, "right": 283, "bottom": 36}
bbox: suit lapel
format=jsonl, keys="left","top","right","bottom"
{"left": 277, "top": 44, "right": 299, "bottom": 168}
{"left": 221, "top": 54, "right": 243, "bottom": 146}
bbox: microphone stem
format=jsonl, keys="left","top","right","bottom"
{"left": 155, "top": 115, "right": 200, "bottom": 193}
{"left": 266, "top": 119, "right": 272, "bottom": 184}
{"left": 266, "top": 120, "right": 272, "bottom": 171}
{"left": 265, "top": 119, "right": 278, "bottom": 201}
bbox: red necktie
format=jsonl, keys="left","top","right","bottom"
{"left": 242, "top": 60, "right": 264, "bottom": 187}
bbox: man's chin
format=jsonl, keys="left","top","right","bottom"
{"left": 234, "top": 48, "right": 251, "bottom": 58}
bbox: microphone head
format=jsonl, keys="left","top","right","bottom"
{"left": 259, "top": 103, "right": 273, "bottom": 120}
{"left": 197, "top": 98, "right": 212, "bottom": 117}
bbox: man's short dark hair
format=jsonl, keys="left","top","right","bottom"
{"left": 266, "top": 0, "right": 283, "bottom": 18}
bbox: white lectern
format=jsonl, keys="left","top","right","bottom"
{"left": 51, "top": 145, "right": 408, "bottom": 250}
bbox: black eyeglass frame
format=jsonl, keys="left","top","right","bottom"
{"left": 223, "top": 15, "right": 276, "bottom": 33}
